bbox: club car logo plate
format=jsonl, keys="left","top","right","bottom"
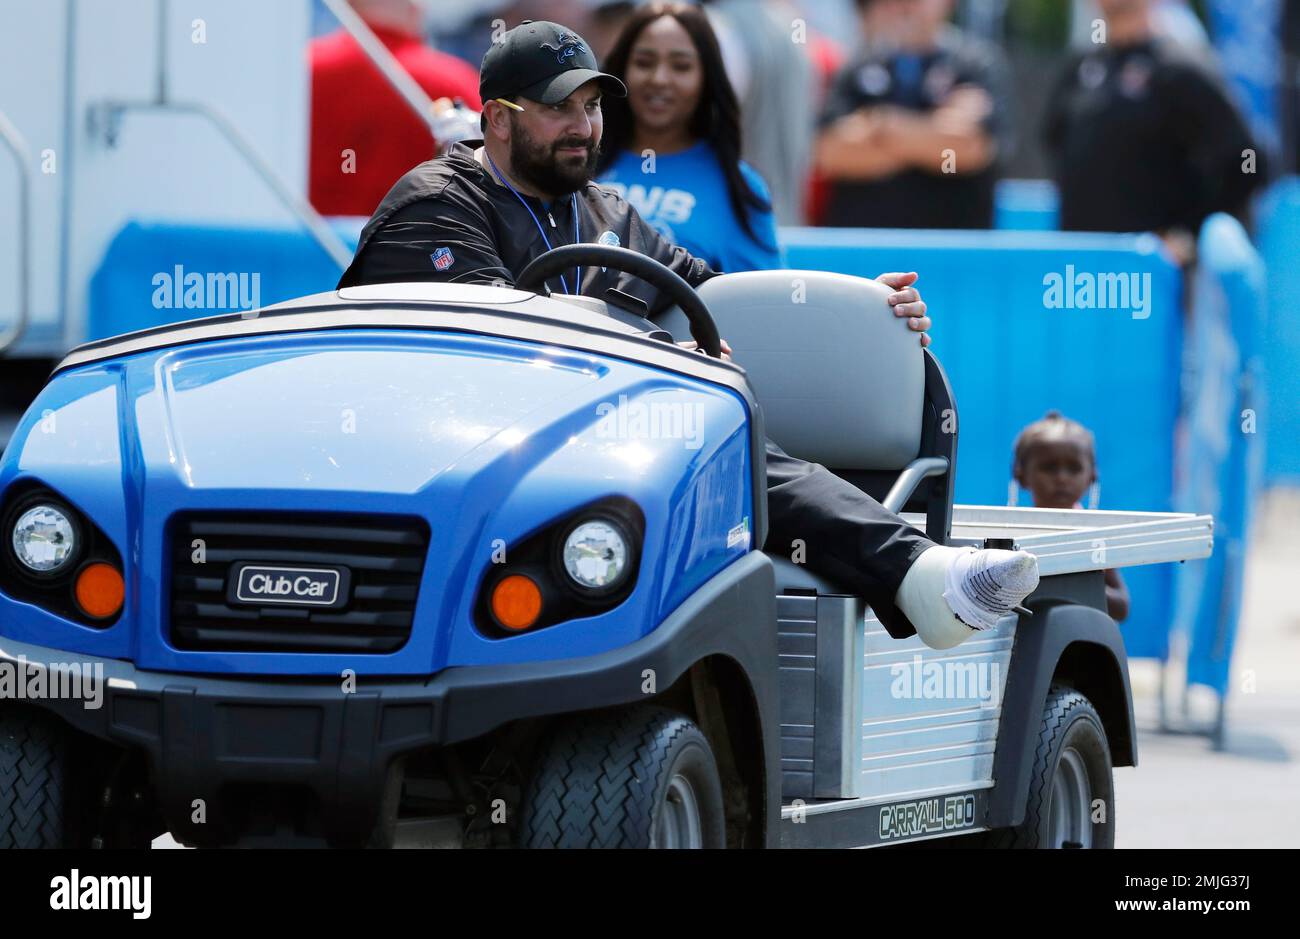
{"left": 228, "top": 563, "right": 350, "bottom": 609}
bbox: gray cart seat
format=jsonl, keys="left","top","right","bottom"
{"left": 655, "top": 269, "right": 959, "bottom": 593}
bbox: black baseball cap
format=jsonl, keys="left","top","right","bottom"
{"left": 479, "top": 21, "right": 627, "bottom": 106}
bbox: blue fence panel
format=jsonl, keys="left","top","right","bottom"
{"left": 1255, "top": 177, "right": 1300, "bottom": 485}
{"left": 781, "top": 227, "right": 1184, "bottom": 658}
{"left": 1172, "top": 214, "right": 1267, "bottom": 696}
{"left": 87, "top": 219, "right": 363, "bottom": 341}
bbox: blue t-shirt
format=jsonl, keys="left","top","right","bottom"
{"left": 597, "top": 142, "right": 783, "bottom": 274}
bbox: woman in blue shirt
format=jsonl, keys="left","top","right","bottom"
{"left": 595, "top": 2, "right": 782, "bottom": 273}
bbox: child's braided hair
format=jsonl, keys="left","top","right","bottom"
{"left": 1011, "top": 410, "right": 1097, "bottom": 481}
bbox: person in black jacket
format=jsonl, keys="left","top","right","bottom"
{"left": 1043, "top": 0, "right": 1264, "bottom": 251}
{"left": 340, "top": 20, "right": 1042, "bottom": 649}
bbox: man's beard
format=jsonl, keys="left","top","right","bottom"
{"left": 508, "top": 119, "right": 600, "bottom": 197}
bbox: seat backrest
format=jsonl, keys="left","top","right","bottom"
{"left": 655, "top": 270, "right": 925, "bottom": 469}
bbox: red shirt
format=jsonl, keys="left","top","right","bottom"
{"left": 309, "top": 25, "right": 482, "bottom": 216}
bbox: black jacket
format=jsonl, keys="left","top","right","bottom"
{"left": 1042, "top": 38, "right": 1264, "bottom": 233}
{"left": 338, "top": 141, "right": 715, "bottom": 315}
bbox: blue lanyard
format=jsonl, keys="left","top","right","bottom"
{"left": 486, "top": 150, "right": 582, "bottom": 295}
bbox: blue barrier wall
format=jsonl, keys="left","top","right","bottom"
{"left": 998, "top": 173, "right": 1300, "bottom": 484}
{"left": 91, "top": 181, "right": 1072, "bottom": 337}
{"left": 87, "top": 220, "right": 360, "bottom": 340}
{"left": 781, "top": 227, "right": 1184, "bottom": 658}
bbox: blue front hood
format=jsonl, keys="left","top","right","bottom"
{"left": 139, "top": 332, "right": 612, "bottom": 493}
{"left": 0, "top": 329, "right": 755, "bottom": 675}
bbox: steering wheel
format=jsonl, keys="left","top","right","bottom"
{"left": 515, "top": 243, "right": 723, "bottom": 359}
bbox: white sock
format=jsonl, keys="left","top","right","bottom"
{"left": 943, "top": 546, "right": 1040, "bottom": 630}
{"left": 894, "top": 545, "right": 1041, "bottom": 650}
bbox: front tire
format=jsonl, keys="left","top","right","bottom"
{"left": 520, "top": 706, "right": 726, "bottom": 848}
{"left": 0, "top": 708, "right": 71, "bottom": 848}
{"left": 986, "top": 685, "right": 1115, "bottom": 848}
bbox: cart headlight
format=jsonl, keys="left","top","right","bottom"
{"left": 1, "top": 485, "right": 123, "bottom": 627}
{"left": 561, "top": 518, "right": 630, "bottom": 594}
{"left": 11, "top": 504, "right": 79, "bottom": 575}
{"left": 477, "top": 499, "right": 643, "bottom": 638}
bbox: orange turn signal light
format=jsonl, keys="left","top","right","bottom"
{"left": 490, "top": 574, "right": 542, "bottom": 631}
{"left": 74, "top": 562, "right": 125, "bottom": 619}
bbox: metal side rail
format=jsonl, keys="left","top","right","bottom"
{"left": 0, "top": 108, "right": 32, "bottom": 355}
{"left": 81, "top": 0, "right": 353, "bottom": 271}
{"left": 900, "top": 505, "right": 1214, "bottom": 576}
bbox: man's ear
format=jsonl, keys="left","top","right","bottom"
{"left": 483, "top": 102, "right": 513, "bottom": 142}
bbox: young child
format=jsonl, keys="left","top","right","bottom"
{"left": 1011, "top": 411, "right": 1130, "bottom": 622}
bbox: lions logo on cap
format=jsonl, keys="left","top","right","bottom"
{"left": 541, "top": 33, "right": 586, "bottom": 64}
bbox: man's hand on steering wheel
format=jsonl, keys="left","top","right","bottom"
{"left": 877, "top": 271, "right": 931, "bottom": 348}
{"left": 677, "top": 338, "right": 733, "bottom": 362}
{"left": 516, "top": 243, "right": 725, "bottom": 358}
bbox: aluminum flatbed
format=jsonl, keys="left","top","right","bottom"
{"left": 778, "top": 505, "right": 1213, "bottom": 847}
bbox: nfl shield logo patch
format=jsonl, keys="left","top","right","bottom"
{"left": 431, "top": 247, "right": 455, "bottom": 271}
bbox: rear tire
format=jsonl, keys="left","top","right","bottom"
{"left": 985, "top": 685, "right": 1115, "bottom": 848}
{"left": 0, "top": 708, "right": 71, "bottom": 848}
{"left": 520, "top": 705, "right": 726, "bottom": 848}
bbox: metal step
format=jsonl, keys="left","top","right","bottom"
{"left": 781, "top": 786, "right": 992, "bottom": 848}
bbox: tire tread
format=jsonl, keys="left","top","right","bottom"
{"left": 985, "top": 684, "right": 1108, "bottom": 849}
{"left": 521, "top": 706, "right": 709, "bottom": 848}
{"left": 0, "top": 710, "right": 67, "bottom": 848}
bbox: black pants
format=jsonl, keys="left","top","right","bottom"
{"left": 762, "top": 439, "right": 935, "bottom": 639}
